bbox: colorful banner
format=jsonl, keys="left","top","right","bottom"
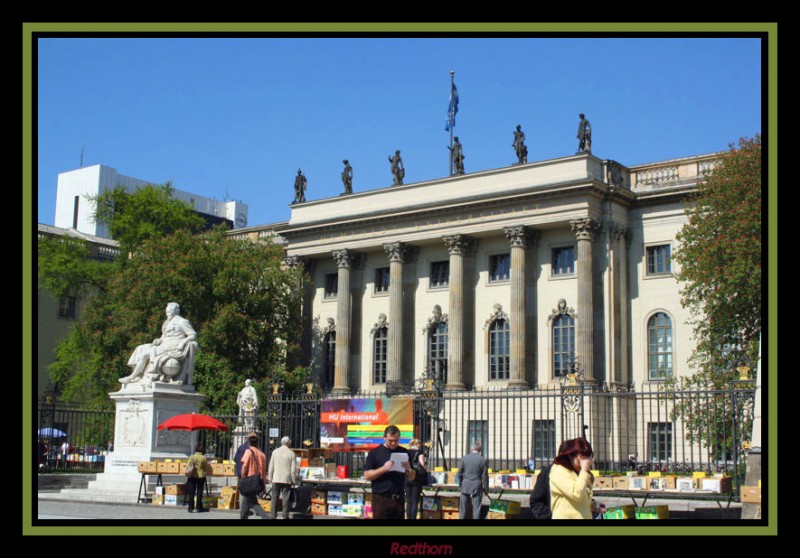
{"left": 320, "top": 398, "right": 413, "bottom": 452}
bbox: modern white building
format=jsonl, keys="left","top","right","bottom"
{"left": 55, "top": 164, "right": 249, "bottom": 238}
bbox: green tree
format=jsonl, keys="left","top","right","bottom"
{"left": 673, "top": 135, "right": 762, "bottom": 377}
{"left": 665, "top": 135, "right": 761, "bottom": 467}
{"left": 90, "top": 182, "right": 204, "bottom": 254}
{"left": 49, "top": 227, "right": 306, "bottom": 412}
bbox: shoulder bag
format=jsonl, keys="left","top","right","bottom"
{"left": 238, "top": 449, "right": 264, "bottom": 497}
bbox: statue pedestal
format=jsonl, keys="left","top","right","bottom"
{"left": 86, "top": 382, "right": 205, "bottom": 495}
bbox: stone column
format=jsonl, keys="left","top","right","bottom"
{"left": 570, "top": 218, "right": 599, "bottom": 383}
{"left": 503, "top": 226, "right": 537, "bottom": 390}
{"left": 331, "top": 249, "right": 354, "bottom": 396}
{"left": 384, "top": 242, "right": 409, "bottom": 385}
{"left": 284, "top": 256, "right": 315, "bottom": 370}
{"left": 442, "top": 234, "right": 475, "bottom": 391}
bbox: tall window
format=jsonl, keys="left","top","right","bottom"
{"left": 58, "top": 296, "right": 77, "bottom": 320}
{"left": 467, "top": 420, "right": 488, "bottom": 455}
{"left": 430, "top": 261, "right": 450, "bottom": 288}
{"left": 374, "top": 267, "right": 390, "bottom": 294}
{"left": 324, "top": 273, "right": 338, "bottom": 299}
{"left": 323, "top": 332, "right": 336, "bottom": 390}
{"left": 648, "top": 422, "right": 673, "bottom": 462}
{"left": 489, "top": 253, "right": 510, "bottom": 282}
{"left": 648, "top": 312, "right": 673, "bottom": 380}
{"left": 489, "top": 319, "right": 510, "bottom": 380}
{"left": 646, "top": 244, "right": 672, "bottom": 275}
{"left": 533, "top": 420, "right": 556, "bottom": 464}
{"left": 552, "top": 246, "right": 576, "bottom": 276}
{"left": 373, "top": 326, "right": 388, "bottom": 384}
{"left": 552, "top": 314, "right": 575, "bottom": 377}
{"left": 428, "top": 322, "right": 448, "bottom": 384}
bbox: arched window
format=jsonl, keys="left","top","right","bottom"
{"left": 373, "top": 326, "right": 388, "bottom": 384}
{"left": 552, "top": 314, "right": 575, "bottom": 377}
{"left": 489, "top": 319, "right": 510, "bottom": 380}
{"left": 428, "top": 322, "right": 448, "bottom": 384}
{"left": 648, "top": 312, "right": 673, "bottom": 380}
{"left": 323, "top": 331, "right": 336, "bottom": 390}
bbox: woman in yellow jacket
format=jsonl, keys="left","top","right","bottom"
{"left": 549, "top": 438, "right": 595, "bottom": 519}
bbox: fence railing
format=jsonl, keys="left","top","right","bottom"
{"left": 37, "top": 381, "right": 756, "bottom": 491}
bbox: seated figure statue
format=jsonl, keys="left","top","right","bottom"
{"left": 120, "top": 302, "right": 199, "bottom": 386}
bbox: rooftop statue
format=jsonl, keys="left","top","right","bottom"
{"left": 389, "top": 150, "right": 405, "bottom": 186}
{"left": 341, "top": 160, "right": 353, "bottom": 194}
{"left": 512, "top": 124, "right": 528, "bottom": 164}
{"left": 577, "top": 113, "right": 592, "bottom": 154}
{"left": 293, "top": 169, "right": 307, "bottom": 203}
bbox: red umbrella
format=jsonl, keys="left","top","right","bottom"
{"left": 157, "top": 413, "right": 229, "bottom": 432}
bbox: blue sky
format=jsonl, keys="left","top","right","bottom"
{"left": 37, "top": 37, "right": 762, "bottom": 228}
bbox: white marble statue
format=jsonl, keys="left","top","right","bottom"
{"left": 236, "top": 379, "right": 258, "bottom": 430}
{"left": 119, "top": 302, "right": 199, "bottom": 386}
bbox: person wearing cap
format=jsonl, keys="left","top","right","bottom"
{"left": 268, "top": 436, "right": 298, "bottom": 519}
{"left": 239, "top": 433, "right": 270, "bottom": 520}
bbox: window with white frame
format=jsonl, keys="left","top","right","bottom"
{"left": 551, "top": 246, "right": 576, "bottom": 276}
{"left": 646, "top": 244, "right": 672, "bottom": 276}
{"left": 429, "top": 261, "right": 450, "bottom": 289}
{"left": 488, "top": 318, "right": 510, "bottom": 380}
{"left": 533, "top": 419, "right": 556, "bottom": 463}
{"left": 647, "top": 422, "right": 673, "bottom": 462}
{"left": 647, "top": 312, "right": 673, "bottom": 380}
{"left": 324, "top": 273, "right": 338, "bottom": 299}
{"left": 374, "top": 267, "right": 390, "bottom": 294}
{"left": 428, "top": 321, "right": 448, "bottom": 384}
{"left": 489, "top": 253, "right": 510, "bottom": 282}
{"left": 373, "top": 326, "right": 388, "bottom": 384}
{"left": 552, "top": 314, "right": 575, "bottom": 377}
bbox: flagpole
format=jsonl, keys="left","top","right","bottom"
{"left": 449, "top": 70, "right": 455, "bottom": 176}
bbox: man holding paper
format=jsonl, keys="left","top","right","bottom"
{"left": 364, "top": 425, "right": 416, "bottom": 519}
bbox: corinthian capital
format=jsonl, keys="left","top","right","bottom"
{"left": 569, "top": 218, "right": 600, "bottom": 241}
{"left": 503, "top": 225, "right": 539, "bottom": 249}
{"left": 384, "top": 241, "right": 413, "bottom": 263}
{"left": 332, "top": 249, "right": 354, "bottom": 269}
{"left": 442, "top": 234, "right": 475, "bottom": 256}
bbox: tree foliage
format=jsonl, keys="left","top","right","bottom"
{"left": 49, "top": 227, "right": 306, "bottom": 411}
{"left": 665, "top": 135, "right": 761, "bottom": 462}
{"left": 673, "top": 135, "right": 762, "bottom": 378}
{"left": 40, "top": 182, "right": 306, "bottom": 411}
{"left": 37, "top": 235, "right": 115, "bottom": 298}
{"left": 90, "top": 182, "right": 205, "bottom": 254}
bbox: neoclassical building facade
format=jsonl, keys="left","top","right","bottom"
{"left": 270, "top": 151, "right": 716, "bottom": 397}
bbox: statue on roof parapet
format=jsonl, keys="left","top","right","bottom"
{"left": 512, "top": 124, "right": 528, "bottom": 165}
{"left": 389, "top": 150, "right": 405, "bottom": 186}
{"left": 341, "top": 160, "right": 353, "bottom": 195}
{"left": 577, "top": 113, "right": 592, "bottom": 154}
{"left": 293, "top": 169, "right": 307, "bottom": 203}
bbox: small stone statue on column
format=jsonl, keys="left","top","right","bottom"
{"left": 236, "top": 379, "right": 258, "bottom": 432}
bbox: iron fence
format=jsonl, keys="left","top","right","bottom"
{"left": 37, "top": 380, "right": 756, "bottom": 490}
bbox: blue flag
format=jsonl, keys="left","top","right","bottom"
{"left": 445, "top": 81, "right": 459, "bottom": 131}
